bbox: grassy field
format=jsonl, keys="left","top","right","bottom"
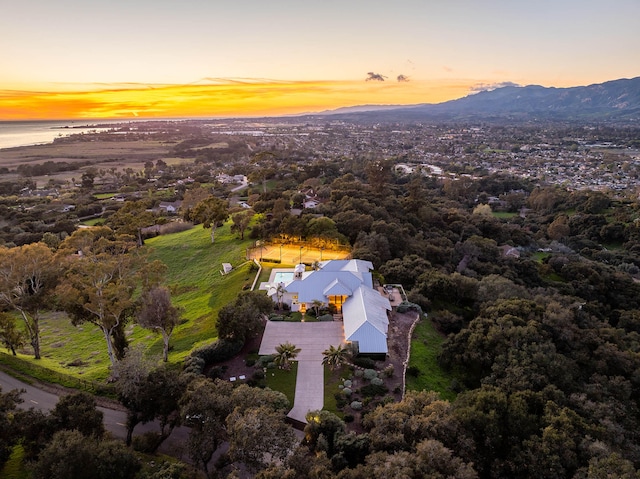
{"left": 0, "top": 445, "right": 28, "bottom": 479}
{"left": 143, "top": 222, "right": 255, "bottom": 359}
{"left": 0, "top": 139, "right": 193, "bottom": 188}
{"left": 1, "top": 221, "right": 257, "bottom": 383}
{"left": 406, "top": 316, "right": 457, "bottom": 401}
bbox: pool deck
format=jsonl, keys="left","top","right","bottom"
{"left": 258, "top": 267, "right": 296, "bottom": 291}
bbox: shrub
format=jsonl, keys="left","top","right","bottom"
{"left": 354, "top": 370, "right": 363, "bottom": 378}
{"left": 360, "top": 383, "right": 388, "bottom": 398}
{"left": 406, "top": 365, "right": 421, "bottom": 377}
{"left": 396, "top": 301, "right": 424, "bottom": 316}
{"left": 317, "top": 314, "right": 334, "bottom": 322}
{"left": 269, "top": 314, "right": 285, "bottom": 321}
{"left": 353, "top": 357, "right": 376, "bottom": 369}
{"left": 343, "top": 388, "right": 352, "bottom": 397}
{"left": 382, "top": 364, "right": 394, "bottom": 378}
{"left": 132, "top": 432, "right": 163, "bottom": 453}
{"left": 343, "top": 414, "right": 354, "bottom": 423}
{"left": 206, "top": 365, "right": 228, "bottom": 380}
{"left": 248, "top": 369, "right": 266, "bottom": 387}
{"left": 343, "top": 379, "right": 352, "bottom": 388}
{"left": 370, "top": 377, "right": 384, "bottom": 386}
{"left": 245, "top": 358, "right": 256, "bottom": 367}
{"left": 350, "top": 401, "right": 363, "bottom": 410}
{"left": 183, "top": 339, "right": 244, "bottom": 375}
{"left": 363, "top": 369, "right": 378, "bottom": 381}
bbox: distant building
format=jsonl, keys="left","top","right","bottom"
{"left": 158, "top": 200, "right": 182, "bottom": 214}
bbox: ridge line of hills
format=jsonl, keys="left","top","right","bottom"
{"left": 309, "top": 76, "right": 640, "bottom": 122}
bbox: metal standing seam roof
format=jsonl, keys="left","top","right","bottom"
{"left": 342, "top": 286, "right": 391, "bottom": 354}
{"left": 291, "top": 271, "right": 370, "bottom": 303}
{"left": 316, "top": 259, "right": 374, "bottom": 273}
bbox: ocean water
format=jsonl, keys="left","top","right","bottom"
{"left": 0, "top": 120, "right": 115, "bottom": 150}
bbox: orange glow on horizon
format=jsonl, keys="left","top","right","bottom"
{"left": 0, "top": 79, "right": 473, "bottom": 121}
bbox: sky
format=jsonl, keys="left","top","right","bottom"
{"left": 1, "top": 0, "right": 639, "bottom": 120}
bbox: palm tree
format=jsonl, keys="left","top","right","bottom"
{"left": 322, "top": 344, "right": 348, "bottom": 371}
{"left": 274, "top": 342, "right": 301, "bottom": 370}
{"left": 310, "top": 299, "right": 324, "bottom": 317}
{"left": 275, "top": 283, "right": 287, "bottom": 311}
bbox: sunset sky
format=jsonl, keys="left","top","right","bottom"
{"left": 2, "top": 0, "right": 639, "bottom": 120}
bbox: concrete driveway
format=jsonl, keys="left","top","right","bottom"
{"left": 259, "top": 321, "right": 345, "bottom": 424}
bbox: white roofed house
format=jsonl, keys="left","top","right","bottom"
{"left": 265, "top": 259, "right": 392, "bottom": 356}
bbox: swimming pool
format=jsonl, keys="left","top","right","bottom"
{"left": 272, "top": 271, "right": 294, "bottom": 283}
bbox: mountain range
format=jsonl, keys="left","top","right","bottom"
{"left": 313, "top": 77, "right": 640, "bottom": 122}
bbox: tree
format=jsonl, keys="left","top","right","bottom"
{"left": 0, "top": 243, "right": 56, "bottom": 359}
{"left": 112, "top": 346, "right": 185, "bottom": 448}
{"left": 321, "top": 344, "right": 348, "bottom": 371}
{"left": 309, "top": 299, "right": 324, "bottom": 317}
{"left": 192, "top": 196, "right": 229, "bottom": 243}
{"left": 0, "top": 387, "right": 23, "bottom": 468}
{"left": 105, "top": 200, "right": 156, "bottom": 246}
{"left": 30, "top": 430, "right": 140, "bottom": 479}
{"left": 230, "top": 209, "right": 254, "bottom": 240}
{"left": 111, "top": 345, "right": 157, "bottom": 445}
{"left": 548, "top": 214, "right": 570, "bottom": 241}
{"left": 216, "top": 291, "right": 273, "bottom": 342}
{"left": 50, "top": 392, "right": 105, "bottom": 438}
{"left": 80, "top": 170, "right": 95, "bottom": 190}
{"left": 137, "top": 286, "right": 182, "bottom": 362}
{"left": 180, "top": 186, "right": 212, "bottom": 220}
{"left": 0, "top": 312, "right": 25, "bottom": 355}
{"left": 227, "top": 406, "right": 297, "bottom": 472}
{"left": 274, "top": 342, "right": 301, "bottom": 370}
{"left": 304, "top": 410, "right": 346, "bottom": 456}
{"left": 56, "top": 228, "right": 149, "bottom": 366}
{"left": 180, "top": 377, "right": 235, "bottom": 476}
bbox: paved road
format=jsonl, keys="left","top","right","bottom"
{"left": 0, "top": 369, "right": 190, "bottom": 459}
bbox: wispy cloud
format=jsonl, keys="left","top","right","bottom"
{"left": 397, "top": 75, "right": 410, "bottom": 83}
{"left": 469, "top": 81, "right": 521, "bottom": 93}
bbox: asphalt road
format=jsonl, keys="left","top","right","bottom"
{"left": 0, "top": 369, "right": 190, "bottom": 459}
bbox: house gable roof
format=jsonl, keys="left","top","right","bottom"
{"left": 323, "top": 278, "right": 353, "bottom": 296}
{"left": 343, "top": 286, "right": 391, "bottom": 354}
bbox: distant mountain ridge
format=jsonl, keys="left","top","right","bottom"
{"left": 315, "top": 77, "right": 640, "bottom": 122}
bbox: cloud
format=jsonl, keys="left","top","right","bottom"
{"left": 397, "top": 75, "right": 410, "bottom": 83}
{"left": 469, "top": 81, "right": 521, "bottom": 93}
{"left": 366, "top": 72, "right": 387, "bottom": 82}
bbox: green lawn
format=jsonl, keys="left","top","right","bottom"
{"left": 265, "top": 362, "right": 298, "bottom": 407}
{"left": 406, "top": 316, "right": 457, "bottom": 401}
{"left": 324, "top": 366, "right": 351, "bottom": 417}
{"left": 81, "top": 217, "right": 105, "bottom": 226}
{"left": 2, "top": 221, "right": 256, "bottom": 385}
{"left": 532, "top": 251, "right": 550, "bottom": 262}
{"left": 93, "top": 192, "right": 116, "bottom": 199}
